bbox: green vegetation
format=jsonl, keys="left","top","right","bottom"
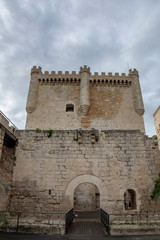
{"left": 47, "top": 129, "right": 53, "bottom": 138}
{"left": 73, "top": 131, "right": 78, "bottom": 141}
{"left": 150, "top": 173, "right": 160, "bottom": 200}
{"left": 152, "top": 135, "right": 158, "bottom": 140}
{"left": 95, "top": 135, "right": 99, "bottom": 142}
{"left": 0, "top": 212, "right": 8, "bottom": 227}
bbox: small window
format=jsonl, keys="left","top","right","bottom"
{"left": 124, "top": 189, "right": 136, "bottom": 210}
{"left": 66, "top": 104, "right": 74, "bottom": 112}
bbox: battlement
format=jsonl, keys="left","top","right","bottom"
{"left": 91, "top": 72, "right": 126, "bottom": 77}
{"left": 129, "top": 68, "right": 139, "bottom": 76}
{"left": 33, "top": 66, "right": 132, "bottom": 87}
{"left": 31, "top": 66, "right": 42, "bottom": 75}
{"left": 31, "top": 66, "right": 133, "bottom": 79}
{"left": 79, "top": 65, "right": 91, "bottom": 74}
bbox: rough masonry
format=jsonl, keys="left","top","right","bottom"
{"left": 25, "top": 66, "right": 145, "bottom": 132}
{"left": 154, "top": 106, "right": 160, "bottom": 150}
{"left": 0, "top": 66, "right": 160, "bottom": 235}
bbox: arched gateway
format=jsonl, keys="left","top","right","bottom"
{"left": 62, "top": 174, "right": 107, "bottom": 210}
{"left": 74, "top": 183, "right": 100, "bottom": 211}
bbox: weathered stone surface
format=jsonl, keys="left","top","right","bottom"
{"left": 8, "top": 130, "right": 160, "bottom": 214}
{"left": 153, "top": 106, "right": 160, "bottom": 150}
{"left": 0, "top": 129, "right": 16, "bottom": 210}
{"left": 25, "top": 66, "right": 145, "bottom": 132}
{"left": 1, "top": 66, "right": 160, "bottom": 235}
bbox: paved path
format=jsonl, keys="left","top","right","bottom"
{"left": 1, "top": 232, "right": 160, "bottom": 240}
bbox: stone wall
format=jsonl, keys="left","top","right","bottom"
{"left": 153, "top": 106, "right": 160, "bottom": 150}
{"left": 0, "top": 129, "right": 16, "bottom": 210}
{"left": 10, "top": 129, "right": 160, "bottom": 214}
{"left": 25, "top": 66, "right": 145, "bottom": 132}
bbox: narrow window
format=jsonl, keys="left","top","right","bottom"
{"left": 66, "top": 104, "right": 74, "bottom": 112}
{"left": 124, "top": 189, "right": 136, "bottom": 210}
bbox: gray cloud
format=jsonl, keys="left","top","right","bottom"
{"left": 0, "top": 0, "right": 159, "bottom": 135}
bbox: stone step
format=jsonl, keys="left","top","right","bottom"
{"left": 67, "top": 222, "right": 106, "bottom": 236}
{"left": 74, "top": 218, "right": 100, "bottom": 222}
{"left": 74, "top": 210, "right": 100, "bottom": 219}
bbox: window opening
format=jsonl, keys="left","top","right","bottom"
{"left": 124, "top": 189, "right": 136, "bottom": 210}
{"left": 66, "top": 104, "right": 74, "bottom": 112}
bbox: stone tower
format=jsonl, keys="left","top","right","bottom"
{"left": 1, "top": 66, "right": 160, "bottom": 235}
{"left": 26, "top": 66, "right": 145, "bottom": 132}
{"left": 153, "top": 106, "right": 160, "bottom": 150}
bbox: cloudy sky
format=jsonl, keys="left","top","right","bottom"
{"left": 0, "top": 0, "right": 159, "bottom": 136}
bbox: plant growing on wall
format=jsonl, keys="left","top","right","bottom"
{"left": 95, "top": 135, "right": 99, "bottom": 142}
{"left": 47, "top": 129, "right": 53, "bottom": 138}
{"left": 150, "top": 173, "right": 160, "bottom": 200}
{"left": 152, "top": 135, "right": 158, "bottom": 140}
{"left": 73, "top": 131, "right": 78, "bottom": 141}
{"left": 0, "top": 212, "right": 8, "bottom": 228}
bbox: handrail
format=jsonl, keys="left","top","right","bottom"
{"left": 66, "top": 208, "right": 74, "bottom": 233}
{"left": 0, "top": 110, "right": 18, "bottom": 130}
{"left": 100, "top": 208, "right": 110, "bottom": 235}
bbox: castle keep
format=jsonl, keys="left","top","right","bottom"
{"left": 26, "top": 66, "right": 145, "bottom": 131}
{"left": 0, "top": 66, "right": 160, "bottom": 235}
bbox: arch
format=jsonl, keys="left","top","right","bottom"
{"left": 124, "top": 189, "right": 136, "bottom": 210}
{"left": 74, "top": 182, "right": 100, "bottom": 211}
{"left": 63, "top": 174, "right": 107, "bottom": 210}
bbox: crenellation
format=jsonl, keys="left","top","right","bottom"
{"left": 94, "top": 72, "right": 99, "bottom": 76}
{"left": 32, "top": 66, "right": 133, "bottom": 88}
{"left": 31, "top": 66, "right": 42, "bottom": 75}
{"left": 129, "top": 68, "right": 139, "bottom": 76}
{"left": 80, "top": 65, "right": 90, "bottom": 74}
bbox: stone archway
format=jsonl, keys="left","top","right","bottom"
{"left": 62, "top": 174, "right": 107, "bottom": 210}
{"left": 74, "top": 182, "right": 100, "bottom": 211}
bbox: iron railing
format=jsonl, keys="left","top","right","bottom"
{"left": 100, "top": 208, "right": 110, "bottom": 234}
{"left": 0, "top": 110, "right": 18, "bottom": 130}
{"left": 65, "top": 208, "right": 74, "bottom": 233}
